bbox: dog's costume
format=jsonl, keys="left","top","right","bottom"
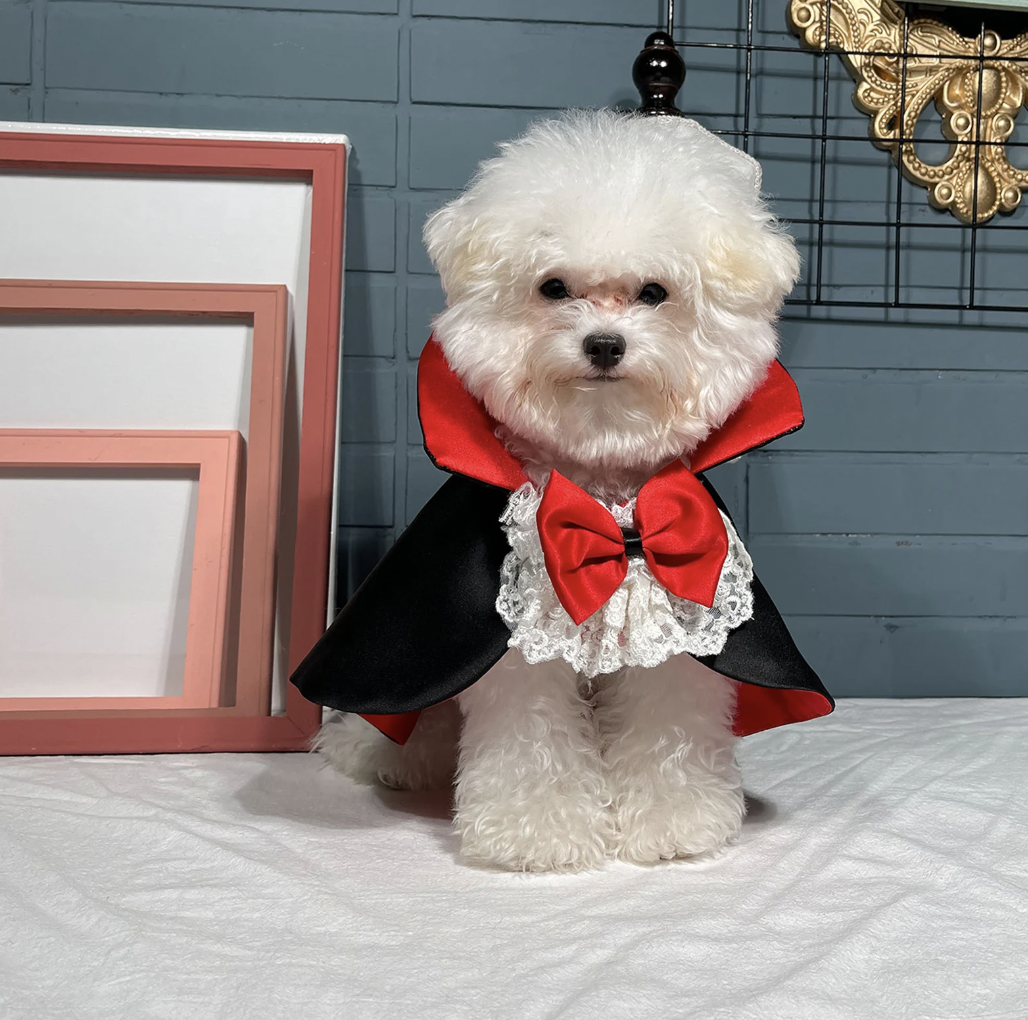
{"left": 291, "top": 339, "right": 835, "bottom": 743}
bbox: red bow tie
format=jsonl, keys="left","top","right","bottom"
{"left": 535, "top": 461, "right": 729, "bottom": 626}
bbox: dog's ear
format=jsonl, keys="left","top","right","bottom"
{"left": 423, "top": 196, "right": 464, "bottom": 286}
{"left": 674, "top": 120, "right": 799, "bottom": 317}
{"left": 702, "top": 216, "right": 800, "bottom": 319}
{"left": 423, "top": 194, "right": 493, "bottom": 301}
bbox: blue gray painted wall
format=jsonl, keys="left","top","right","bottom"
{"left": 3, "top": 0, "right": 1026, "bottom": 696}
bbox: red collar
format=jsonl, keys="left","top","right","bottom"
{"left": 417, "top": 337, "right": 803, "bottom": 487}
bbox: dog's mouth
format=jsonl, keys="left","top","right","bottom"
{"left": 575, "top": 371, "right": 625, "bottom": 386}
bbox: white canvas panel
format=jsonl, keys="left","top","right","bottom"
{"left": 0, "top": 469, "right": 198, "bottom": 699}
{"left": 0, "top": 320, "right": 252, "bottom": 436}
{"left": 0, "top": 173, "right": 310, "bottom": 394}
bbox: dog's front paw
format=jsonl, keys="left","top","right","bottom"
{"left": 455, "top": 785, "right": 615, "bottom": 872}
{"left": 612, "top": 770, "right": 745, "bottom": 864}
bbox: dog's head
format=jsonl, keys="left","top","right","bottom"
{"left": 424, "top": 109, "right": 800, "bottom": 474}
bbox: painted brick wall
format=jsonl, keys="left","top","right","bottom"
{"left": 3, "top": 0, "right": 1026, "bottom": 696}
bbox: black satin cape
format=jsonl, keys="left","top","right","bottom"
{"left": 291, "top": 340, "right": 835, "bottom": 744}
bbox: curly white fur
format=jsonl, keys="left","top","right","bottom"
{"left": 318, "top": 109, "right": 798, "bottom": 871}
{"left": 598, "top": 654, "right": 744, "bottom": 862}
{"left": 424, "top": 108, "right": 799, "bottom": 481}
{"left": 318, "top": 650, "right": 743, "bottom": 871}
{"left": 315, "top": 701, "right": 459, "bottom": 791}
{"left": 454, "top": 649, "right": 615, "bottom": 872}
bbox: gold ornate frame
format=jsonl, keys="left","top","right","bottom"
{"left": 789, "top": 0, "right": 1028, "bottom": 224}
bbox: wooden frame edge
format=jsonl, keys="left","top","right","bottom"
{"left": 0, "top": 429, "right": 241, "bottom": 714}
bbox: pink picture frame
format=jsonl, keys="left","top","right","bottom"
{"left": 0, "top": 280, "right": 318, "bottom": 755}
{"left": 0, "top": 132, "right": 347, "bottom": 753}
{"left": 0, "top": 430, "right": 241, "bottom": 714}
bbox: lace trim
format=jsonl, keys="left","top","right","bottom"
{"left": 495, "top": 483, "right": 754, "bottom": 678}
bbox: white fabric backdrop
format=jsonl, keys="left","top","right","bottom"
{"left": 1, "top": 699, "right": 1025, "bottom": 1020}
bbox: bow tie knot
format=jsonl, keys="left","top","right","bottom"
{"left": 535, "top": 462, "right": 730, "bottom": 626}
{"left": 620, "top": 527, "right": 645, "bottom": 559}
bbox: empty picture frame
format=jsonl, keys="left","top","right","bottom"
{"left": 0, "top": 125, "right": 348, "bottom": 750}
{"left": 0, "top": 280, "right": 312, "bottom": 755}
{"left": 0, "top": 430, "right": 241, "bottom": 714}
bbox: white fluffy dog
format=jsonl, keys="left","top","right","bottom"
{"left": 318, "top": 109, "right": 800, "bottom": 872}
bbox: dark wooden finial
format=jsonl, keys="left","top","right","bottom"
{"left": 633, "top": 31, "right": 685, "bottom": 116}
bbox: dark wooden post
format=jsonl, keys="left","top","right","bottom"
{"left": 633, "top": 31, "right": 686, "bottom": 116}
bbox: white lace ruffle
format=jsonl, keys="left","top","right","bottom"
{"left": 495, "top": 483, "right": 754, "bottom": 678}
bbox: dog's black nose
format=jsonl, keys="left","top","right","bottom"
{"left": 583, "top": 333, "right": 626, "bottom": 370}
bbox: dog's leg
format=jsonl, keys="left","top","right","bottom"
{"left": 314, "top": 700, "right": 460, "bottom": 791}
{"left": 598, "top": 654, "right": 744, "bottom": 863}
{"left": 455, "top": 649, "right": 613, "bottom": 872}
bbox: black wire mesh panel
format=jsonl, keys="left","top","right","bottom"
{"left": 659, "top": 0, "right": 1028, "bottom": 317}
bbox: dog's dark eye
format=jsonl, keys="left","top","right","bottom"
{"left": 637, "top": 283, "right": 668, "bottom": 306}
{"left": 539, "top": 278, "right": 570, "bottom": 300}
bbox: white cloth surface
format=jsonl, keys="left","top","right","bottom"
{"left": 1, "top": 699, "right": 1025, "bottom": 1020}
